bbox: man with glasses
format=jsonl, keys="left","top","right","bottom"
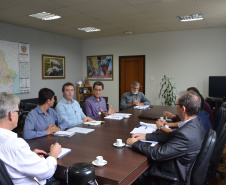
{"left": 84, "top": 81, "right": 118, "bottom": 119}
{"left": 0, "top": 92, "right": 62, "bottom": 185}
{"left": 23, "top": 88, "right": 69, "bottom": 139}
{"left": 56, "top": 82, "right": 93, "bottom": 127}
{"left": 126, "top": 91, "right": 205, "bottom": 185}
{"left": 120, "top": 81, "right": 151, "bottom": 110}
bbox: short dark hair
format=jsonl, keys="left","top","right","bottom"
{"left": 93, "top": 81, "right": 104, "bottom": 90}
{"left": 178, "top": 91, "right": 201, "bottom": 116}
{"left": 62, "top": 82, "right": 75, "bottom": 92}
{"left": 39, "top": 88, "right": 55, "bottom": 105}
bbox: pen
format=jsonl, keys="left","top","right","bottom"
{"left": 55, "top": 138, "right": 58, "bottom": 143}
{"left": 34, "top": 177, "right": 41, "bottom": 185}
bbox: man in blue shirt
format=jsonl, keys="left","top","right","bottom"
{"left": 56, "top": 82, "right": 93, "bottom": 127}
{"left": 23, "top": 88, "right": 69, "bottom": 139}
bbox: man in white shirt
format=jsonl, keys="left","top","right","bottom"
{"left": 0, "top": 92, "right": 62, "bottom": 185}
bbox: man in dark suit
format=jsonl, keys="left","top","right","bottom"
{"left": 127, "top": 91, "right": 205, "bottom": 185}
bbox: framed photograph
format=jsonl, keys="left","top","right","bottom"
{"left": 87, "top": 55, "right": 113, "bottom": 81}
{"left": 42, "top": 55, "right": 65, "bottom": 79}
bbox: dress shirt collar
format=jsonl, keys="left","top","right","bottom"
{"left": 62, "top": 97, "right": 75, "bottom": 104}
{"left": 0, "top": 128, "right": 17, "bottom": 138}
{"left": 178, "top": 117, "right": 196, "bottom": 128}
{"left": 92, "top": 95, "right": 102, "bottom": 102}
{"left": 37, "top": 105, "right": 50, "bottom": 115}
{"left": 129, "top": 91, "right": 139, "bottom": 96}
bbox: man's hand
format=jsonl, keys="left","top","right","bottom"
{"left": 133, "top": 98, "right": 139, "bottom": 106}
{"left": 49, "top": 143, "right": 62, "bottom": 159}
{"left": 163, "top": 111, "right": 175, "bottom": 119}
{"left": 132, "top": 133, "right": 146, "bottom": 140}
{"left": 83, "top": 117, "right": 94, "bottom": 123}
{"left": 46, "top": 124, "right": 55, "bottom": 135}
{"left": 107, "top": 105, "right": 118, "bottom": 115}
{"left": 33, "top": 149, "right": 48, "bottom": 158}
{"left": 126, "top": 138, "right": 138, "bottom": 146}
{"left": 156, "top": 119, "right": 166, "bottom": 129}
{"left": 52, "top": 125, "right": 61, "bottom": 133}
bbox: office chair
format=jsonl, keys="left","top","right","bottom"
{"left": 207, "top": 123, "right": 226, "bottom": 179}
{"left": 214, "top": 107, "right": 226, "bottom": 136}
{"left": 221, "top": 102, "right": 226, "bottom": 109}
{"left": 149, "top": 129, "right": 217, "bottom": 185}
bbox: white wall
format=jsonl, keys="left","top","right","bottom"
{"left": 0, "top": 22, "right": 82, "bottom": 101}
{"left": 82, "top": 27, "right": 226, "bottom": 109}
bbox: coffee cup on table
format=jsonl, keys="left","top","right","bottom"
{"left": 116, "top": 139, "right": 122, "bottom": 146}
{"left": 160, "top": 117, "right": 164, "bottom": 120}
{"left": 96, "top": 156, "right": 104, "bottom": 165}
{"left": 124, "top": 114, "right": 130, "bottom": 118}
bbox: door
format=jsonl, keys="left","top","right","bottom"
{"left": 119, "top": 55, "right": 145, "bottom": 107}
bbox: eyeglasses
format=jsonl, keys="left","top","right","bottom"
{"left": 94, "top": 89, "right": 102, "bottom": 92}
{"left": 13, "top": 110, "right": 23, "bottom": 116}
{"left": 175, "top": 103, "right": 183, "bottom": 107}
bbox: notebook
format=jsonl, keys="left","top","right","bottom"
{"left": 57, "top": 148, "right": 71, "bottom": 159}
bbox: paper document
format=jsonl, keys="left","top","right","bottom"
{"left": 67, "top": 127, "right": 95, "bottom": 134}
{"left": 139, "top": 122, "right": 158, "bottom": 130}
{"left": 111, "top": 113, "right": 132, "bottom": 117}
{"left": 84, "top": 121, "right": 104, "bottom": 126}
{"left": 54, "top": 131, "right": 75, "bottom": 137}
{"left": 134, "top": 105, "right": 150, "bottom": 109}
{"left": 130, "top": 127, "right": 156, "bottom": 134}
{"left": 104, "top": 113, "right": 124, "bottom": 120}
{"left": 57, "top": 148, "right": 71, "bottom": 159}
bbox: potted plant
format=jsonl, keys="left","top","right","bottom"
{"left": 159, "top": 75, "right": 177, "bottom": 106}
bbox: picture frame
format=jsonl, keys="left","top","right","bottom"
{"left": 87, "top": 55, "right": 113, "bottom": 81}
{"left": 42, "top": 54, "right": 65, "bottom": 79}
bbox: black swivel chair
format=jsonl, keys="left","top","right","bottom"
{"left": 0, "top": 159, "right": 60, "bottom": 185}
{"left": 149, "top": 129, "right": 217, "bottom": 185}
{"left": 207, "top": 123, "right": 226, "bottom": 179}
{"left": 221, "top": 102, "right": 226, "bottom": 109}
{"left": 214, "top": 107, "right": 226, "bottom": 136}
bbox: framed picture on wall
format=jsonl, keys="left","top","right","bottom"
{"left": 42, "top": 54, "right": 65, "bottom": 79}
{"left": 87, "top": 55, "right": 113, "bottom": 81}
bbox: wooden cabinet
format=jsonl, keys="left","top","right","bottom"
{"left": 76, "top": 86, "right": 93, "bottom": 103}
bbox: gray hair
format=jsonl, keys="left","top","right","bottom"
{"left": 0, "top": 92, "right": 20, "bottom": 120}
{"left": 178, "top": 91, "right": 201, "bottom": 116}
{"left": 131, "top": 81, "right": 140, "bottom": 88}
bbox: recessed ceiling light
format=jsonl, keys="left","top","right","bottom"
{"left": 178, "top": 14, "right": 203, "bottom": 22}
{"left": 29, "top": 12, "right": 61, "bottom": 21}
{"left": 78, "top": 27, "right": 101, "bottom": 32}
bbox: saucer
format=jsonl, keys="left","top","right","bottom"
{"left": 113, "top": 142, "right": 125, "bottom": 147}
{"left": 92, "top": 160, "right": 107, "bottom": 167}
{"left": 124, "top": 116, "right": 130, "bottom": 119}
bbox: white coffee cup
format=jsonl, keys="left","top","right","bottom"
{"left": 116, "top": 139, "right": 122, "bottom": 146}
{"left": 165, "top": 125, "right": 169, "bottom": 129}
{"left": 124, "top": 114, "right": 130, "bottom": 118}
{"left": 96, "top": 156, "right": 103, "bottom": 165}
{"left": 160, "top": 117, "right": 164, "bottom": 120}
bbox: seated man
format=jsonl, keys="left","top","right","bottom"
{"left": 23, "top": 88, "right": 69, "bottom": 139}
{"left": 56, "top": 82, "right": 93, "bottom": 127}
{"left": 163, "top": 87, "right": 213, "bottom": 132}
{"left": 127, "top": 91, "right": 205, "bottom": 185}
{"left": 0, "top": 92, "right": 62, "bottom": 185}
{"left": 120, "top": 81, "right": 151, "bottom": 110}
{"left": 84, "top": 81, "right": 118, "bottom": 119}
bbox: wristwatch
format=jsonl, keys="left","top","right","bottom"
{"left": 158, "top": 126, "right": 164, "bottom": 130}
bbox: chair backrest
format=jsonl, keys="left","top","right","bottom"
{"left": 214, "top": 107, "right": 226, "bottom": 136}
{"left": 190, "top": 129, "right": 216, "bottom": 185}
{"left": 0, "top": 160, "right": 14, "bottom": 185}
{"left": 208, "top": 123, "right": 226, "bottom": 179}
{"left": 221, "top": 102, "right": 226, "bottom": 109}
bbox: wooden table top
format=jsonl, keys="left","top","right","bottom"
{"left": 26, "top": 105, "right": 176, "bottom": 185}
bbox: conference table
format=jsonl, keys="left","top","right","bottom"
{"left": 26, "top": 105, "right": 176, "bottom": 185}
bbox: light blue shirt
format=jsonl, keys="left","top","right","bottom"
{"left": 55, "top": 98, "right": 86, "bottom": 127}
{"left": 23, "top": 105, "right": 69, "bottom": 139}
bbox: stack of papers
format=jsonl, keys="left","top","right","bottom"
{"left": 104, "top": 115, "right": 123, "bottom": 120}
{"left": 67, "top": 127, "right": 95, "bottom": 134}
{"left": 84, "top": 121, "right": 104, "bottom": 126}
{"left": 134, "top": 105, "right": 150, "bottom": 109}
{"left": 54, "top": 131, "right": 75, "bottom": 137}
{"left": 130, "top": 121, "right": 157, "bottom": 134}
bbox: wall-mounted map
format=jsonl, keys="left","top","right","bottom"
{"left": 0, "top": 40, "right": 30, "bottom": 94}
